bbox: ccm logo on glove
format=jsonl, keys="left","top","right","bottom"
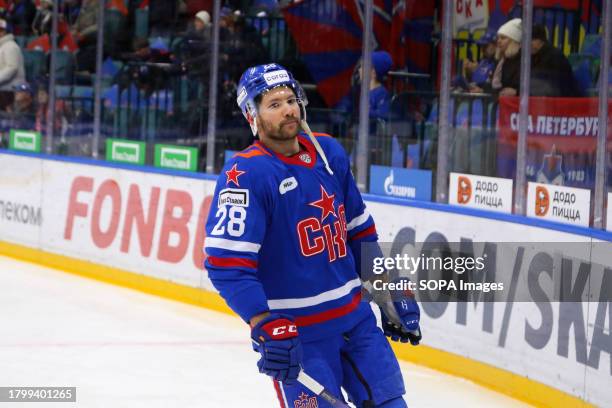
{"left": 271, "top": 324, "right": 297, "bottom": 337}
{"left": 262, "top": 319, "right": 298, "bottom": 339}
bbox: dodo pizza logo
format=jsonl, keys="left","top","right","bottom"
{"left": 535, "top": 186, "right": 550, "bottom": 216}
{"left": 457, "top": 176, "right": 472, "bottom": 204}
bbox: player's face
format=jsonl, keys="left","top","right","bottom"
{"left": 257, "top": 87, "right": 301, "bottom": 142}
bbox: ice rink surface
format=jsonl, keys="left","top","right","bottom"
{"left": 0, "top": 255, "right": 531, "bottom": 408}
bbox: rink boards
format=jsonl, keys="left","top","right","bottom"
{"left": 0, "top": 151, "right": 610, "bottom": 408}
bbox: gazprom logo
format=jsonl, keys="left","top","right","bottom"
{"left": 160, "top": 147, "right": 190, "bottom": 170}
{"left": 263, "top": 70, "right": 289, "bottom": 86}
{"left": 112, "top": 142, "right": 139, "bottom": 163}
{"left": 384, "top": 170, "right": 416, "bottom": 199}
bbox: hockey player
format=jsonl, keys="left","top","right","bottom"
{"left": 204, "top": 63, "right": 421, "bottom": 407}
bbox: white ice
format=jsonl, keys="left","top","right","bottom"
{"left": 0, "top": 255, "right": 531, "bottom": 407}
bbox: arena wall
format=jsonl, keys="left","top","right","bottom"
{"left": 0, "top": 151, "right": 609, "bottom": 407}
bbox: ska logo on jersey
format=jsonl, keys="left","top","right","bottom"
{"left": 294, "top": 392, "right": 318, "bottom": 408}
{"left": 309, "top": 185, "right": 336, "bottom": 222}
{"left": 297, "top": 185, "right": 347, "bottom": 262}
{"left": 225, "top": 163, "right": 245, "bottom": 186}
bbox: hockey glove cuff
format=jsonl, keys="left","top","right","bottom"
{"left": 379, "top": 290, "right": 422, "bottom": 345}
{"left": 251, "top": 313, "right": 303, "bottom": 384}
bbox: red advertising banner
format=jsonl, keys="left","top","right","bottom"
{"left": 534, "top": 0, "right": 580, "bottom": 9}
{"left": 497, "top": 96, "right": 612, "bottom": 189}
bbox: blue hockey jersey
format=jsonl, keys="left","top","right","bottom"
{"left": 204, "top": 133, "right": 378, "bottom": 341}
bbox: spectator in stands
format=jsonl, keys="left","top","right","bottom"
{"left": 336, "top": 50, "right": 393, "bottom": 122}
{"left": 8, "top": 82, "right": 36, "bottom": 129}
{"left": 183, "top": 10, "right": 211, "bottom": 60}
{"left": 530, "top": 24, "right": 581, "bottom": 97}
{"left": 120, "top": 37, "right": 178, "bottom": 95}
{"left": 363, "top": 50, "right": 392, "bottom": 120}
{"left": 31, "top": 0, "right": 52, "bottom": 36}
{"left": 493, "top": 18, "right": 521, "bottom": 97}
{"left": 62, "top": 0, "right": 81, "bottom": 26}
{"left": 72, "top": 0, "right": 98, "bottom": 71}
{"left": 27, "top": 18, "right": 78, "bottom": 53}
{"left": 220, "top": 9, "right": 268, "bottom": 82}
{"left": 34, "top": 82, "right": 69, "bottom": 134}
{"left": 176, "top": 10, "right": 211, "bottom": 81}
{"left": 8, "top": 0, "right": 36, "bottom": 36}
{"left": 331, "top": 50, "right": 393, "bottom": 160}
{"left": 195, "top": 10, "right": 211, "bottom": 33}
{"left": 0, "top": 18, "right": 26, "bottom": 111}
{"left": 454, "top": 31, "right": 497, "bottom": 93}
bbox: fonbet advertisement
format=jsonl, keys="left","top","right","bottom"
{"left": 0, "top": 152, "right": 610, "bottom": 407}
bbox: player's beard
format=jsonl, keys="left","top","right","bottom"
{"left": 259, "top": 116, "right": 301, "bottom": 141}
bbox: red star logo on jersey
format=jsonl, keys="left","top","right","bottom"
{"left": 299, "top": 392, "right": 309, "bottom": 401}
{"left": 309, "top": 185, "right": 336, "bottom": 222}
{"left": 225, "top": 163, "right": 245, "bottom": 186}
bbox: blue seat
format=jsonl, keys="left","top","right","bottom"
{"left": 569, "top": 53, "right": 597, "bottom": 93}
{"left": 54, "top": 50, "right": 75, "bottom": 84}
{"left": 135, "top": 8, "right": 149, "bottom": 39}
{"left": 581, "top": 34, "right": 601, "bottom": 57}
{"left": 23, "top": 50, "right": 47, "bottom": 82}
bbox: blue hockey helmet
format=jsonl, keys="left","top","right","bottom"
{"left": 236, "top": 63, "right": 308, "bottom": 136}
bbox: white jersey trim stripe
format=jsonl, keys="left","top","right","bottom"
{"left": 267, "top": 278, "right": 362, "bottom": 309}
{"left": 280, "top": 382, "right": 289, "bottom": 407}
{"left": 347, "top": 211, "right": 370, "bottom": 231}
{"left": 204, "top": 237, "right": 261, "bottom": 253}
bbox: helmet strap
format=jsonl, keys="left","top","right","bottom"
{"left": 246, "top": 110, "right": 258, "bottom": 136}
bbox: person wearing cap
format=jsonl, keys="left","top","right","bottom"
{"left": 183, "top": 9, "right": 212, "bottom": 55}
{"left": 8, "top": 82, "right": 36, "bottom": 129}
{"left": 493, "top": 18, "right": 522, "bottom": 97}
{"left": 195, "top": 10, "right": 211, "bottom": 30}
{"left": 530, "top": 24, "right": 581, "bottom": 97}
{"left": 360, "top": 50, "right": 393, "bottom": 120}
{"left": 470, "top": 32, "right": 497, "bottom": 91}
{"left": 0, "top": 17, "right": 26, "bottom": 111}
{"left": 177, "top": 9, "right": 213, "bottom": 83}
{"left": 338, "top": 50, "right": 393, "bottom": 122}
{"left": 454, "top": 30, "right": 497, "bottom": 93}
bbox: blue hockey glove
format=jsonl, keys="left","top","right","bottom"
{"left": 379, "top": 294, "right": 422, "bottom": 345}
{"left": 251, "top": 314, "right": 303, "bottom": 384}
